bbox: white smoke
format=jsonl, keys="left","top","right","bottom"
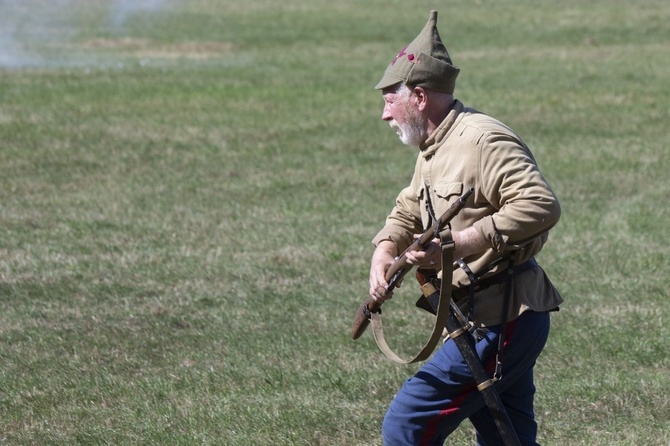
{"left": 0, "top": 0, "right": 171, "bottom": 68}
{"left": 109, "top": 0, "right": 171, "bottom": 29}
{"left": 0, "top": 0, "right": 69, "bottom": 67}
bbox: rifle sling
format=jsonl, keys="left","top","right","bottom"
{"left": 369, "top": 228, "right": 454, "bottom": 365}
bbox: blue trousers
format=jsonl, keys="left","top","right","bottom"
{"left": 382, "top": 310, "right": 551, "bottom": 446}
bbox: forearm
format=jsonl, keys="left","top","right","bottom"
{"left": 452, "top": 226, "right": 488, "bottom": 259}
{"left": 372, "top": 240, "right": 398, "bottom": 264}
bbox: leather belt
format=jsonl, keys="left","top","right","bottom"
{"left": 452, "top": 258, "right": 538, "bottom": 300}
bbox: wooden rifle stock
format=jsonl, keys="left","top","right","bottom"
{"left": 351, "top": 187, "right": 474, "bottom": 340}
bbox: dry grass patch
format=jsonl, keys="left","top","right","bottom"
{"left": 73, "top": 38, "right": 235, "bottom": 60}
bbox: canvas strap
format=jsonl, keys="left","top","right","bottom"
{"left": 370, "top": 228, "right": 454, "bottom": 364}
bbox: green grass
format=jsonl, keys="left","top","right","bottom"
{"left": 1, "top": 0, "right": 669, "bottom": 444}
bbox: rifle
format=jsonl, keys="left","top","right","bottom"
{"left": 351, "top": 187, "right": 474, "bottom": 340}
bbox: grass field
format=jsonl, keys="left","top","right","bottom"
{"left": 1, "top": 0, "right": 669, "bottom": 444}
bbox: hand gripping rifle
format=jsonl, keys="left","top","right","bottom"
{"left": 351, "top": 187, "right": 474, "bottom": 363}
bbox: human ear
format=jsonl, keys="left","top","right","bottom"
{"left": 412, "top": 87, "right": 428, "bottom": 110}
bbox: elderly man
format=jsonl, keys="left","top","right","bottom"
{"left": 367, "top": 10, "right": 563, "bottom": 446}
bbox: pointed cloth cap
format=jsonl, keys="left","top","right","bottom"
{"left": 375, "top": 10, "right": 459, "bottom": 93}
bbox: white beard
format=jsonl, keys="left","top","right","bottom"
{"left": 389, "top": 107, "right": 428, "bottom": 147}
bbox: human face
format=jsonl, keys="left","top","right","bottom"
{"left": 382, "top": 86, "right": 428, "bottom": 147}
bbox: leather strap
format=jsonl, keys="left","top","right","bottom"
{"left": 370, "top": 228, "right": 455, "bottom": 364}
{"left": 494, "top": 252, "right": 516, "bottom": 381}
{"left": 451, "top": 257, "right": 538, "bottom": 300}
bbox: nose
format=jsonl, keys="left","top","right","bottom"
{"left": 382, "top": 103, "right": 392, "bottom": 121}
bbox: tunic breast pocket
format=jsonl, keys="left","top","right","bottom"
{"left": 433, "top": 181, "right": 464, "bottom": 215}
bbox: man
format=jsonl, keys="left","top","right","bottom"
{"left": 368, "top": 11, "right": 563, "bottom": 446}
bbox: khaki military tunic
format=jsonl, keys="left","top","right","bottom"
{"left": 372, "top": 100, "right": 563, "bottom": 326}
